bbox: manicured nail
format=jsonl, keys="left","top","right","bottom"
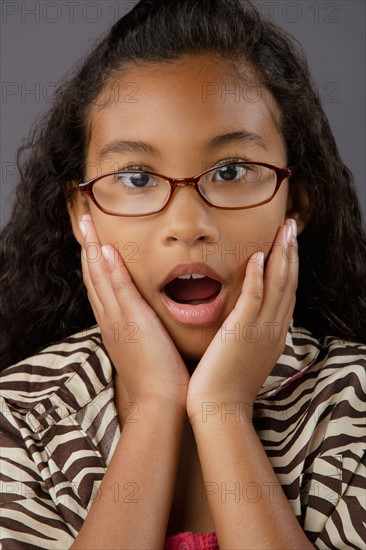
{"left": 285, "top": 224, "right": 293, "bottom": 242}
{"left": 102, "top": 245, "right": 112, "bottom": 261}
{"left": 289, "top": 218, "right": 297, "bottom": 237}
{"left": 79, "top": 221, "right": 86, "bottom": 237}
{"left": 81, "top": 214, "right": 92, "bottom": 222}
{"left": 257, "top": 252, "right": 264, "bottom": 269}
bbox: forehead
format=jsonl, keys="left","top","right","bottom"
{"left": 86, "top": 54, "right": 284, "bottom": 159}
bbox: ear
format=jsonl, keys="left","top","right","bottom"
{"left": 286, "top": 178, "right": 313, "bottom": 235}
{"left": 65, "top": 183, "right": 90, "bottom": 245}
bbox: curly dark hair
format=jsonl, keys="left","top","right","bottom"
{"left": 1, "top": 0, "right": 365, "bottom": 370}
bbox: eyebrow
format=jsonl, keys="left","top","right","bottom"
{"left": 205, "top": 130, "right": 267, "bottom": 151}
{"left": 97, "top": 130, "right": 267, "bottom": 161}
{"left": 97, "top": 140, "right": 160, "bottom": 161}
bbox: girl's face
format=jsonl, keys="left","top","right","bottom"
{"left": 69, "top": 54, "right": 305, "bottom": 361}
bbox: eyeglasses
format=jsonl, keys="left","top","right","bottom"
{"left": 78, "top": 162, "right": 291, "bottom": 217}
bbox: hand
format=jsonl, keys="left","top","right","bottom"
{"left": 186, "top": 219, "right": 298, "bottom": 423}
{"left": 79, "top": 214, "right": 189, "bottom": 413}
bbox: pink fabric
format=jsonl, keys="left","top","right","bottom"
{"left": 164, "top": 531, "right": 219, "bottom": 550}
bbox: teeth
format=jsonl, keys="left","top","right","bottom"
{"left": 177, "top": 273, "right": 205, "bottom": 280}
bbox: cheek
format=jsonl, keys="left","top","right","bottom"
{"left": 89, "top": 210, "right": 150, "bottom": 281}
{"left": 219, "top": 206, "right": 286, "bottom": 264}
{"left": 90, "top": 208, "right": 141, "bottom": 250}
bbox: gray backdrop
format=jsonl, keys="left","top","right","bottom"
{"left": 1, "top": 0, "right": 365, "bottom": 228}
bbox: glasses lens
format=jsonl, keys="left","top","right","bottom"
{"left": 200, "top": 163, "right": 277, "bottom": 207}
{"left": 93, "top": 171, "right": 170, "bottom": 215}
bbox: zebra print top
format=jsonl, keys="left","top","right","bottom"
{"left": 0, "top": 324, "right": 365, "bottom": 549}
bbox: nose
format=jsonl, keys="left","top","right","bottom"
{"left": 158, "top": 185, "right": 219, "bottom": 247}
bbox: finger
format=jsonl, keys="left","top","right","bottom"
{"left": 256, "top": 222, "right": 298, "bottom": 347}
{"left": 286, "top": 220, "right": 298, "bottom": 293}
{"left": 262, "top": 222, "right": 296, "bottom": 317}
{"left": 233, "top": 251, "right": 264, "bottom": 319}
{"left": 100, "top": 245, "right": 130, "bottom": 306}
{"left": 80, "top": 240, "right": 103, "bottom": 315}
{"left": 275, "top": 220, "right": 298, "bottom": 320}
{"left": 79, "top": 215, "right": 121, "bottom": 316}
{"left": 101, "top": 244, "right": 156, "bottom": 322}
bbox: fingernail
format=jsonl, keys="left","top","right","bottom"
{"left": 285, "top": 224, "right": 293, "bottom": 242}
{"left": 289, "top": 218, "right": 297, "bottom": 237}
{"left": 257, "top": 252, "right": 264, "bottom": 269}
{"left": 79, "top": 221, "right": 86, "bottom": 237}
{"left": 79, "top": 214, "right": 92, "bottom": 237}
{"left": 102, "top": 245, "right": 112, "bottom": 261}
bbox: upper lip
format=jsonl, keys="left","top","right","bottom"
{"left": 160, "top": 262, "right": 224, "bottom": 290}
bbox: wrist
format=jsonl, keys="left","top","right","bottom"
{"left": 188, "top": 397, "right": 254, "bottom": 430}
{"left": 126, "top": 392, "right": 187, "bottom": 424}
{"left": 113, "top": 373, "right": 187, "bottom": 425}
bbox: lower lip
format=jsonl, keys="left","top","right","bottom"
{"left": 160, "top": 285, "right": 226, "bottom": 325}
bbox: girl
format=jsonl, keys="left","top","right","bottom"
{"left": 1, "top": 0, "right": 365, "bottom": 548}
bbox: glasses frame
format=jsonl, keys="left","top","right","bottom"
{"left": 78, "top": 162, "right": 291, "bottom": 217}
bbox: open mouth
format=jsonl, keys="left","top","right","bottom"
{"left": 164, "top": 275, "right": 222, "bottom": 305}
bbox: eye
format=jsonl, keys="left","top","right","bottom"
{"left": 212, "top": 164, "right": 249, "bottom": 182}
{"left": 113, "top": 171, "right": 156, "bottom": 189}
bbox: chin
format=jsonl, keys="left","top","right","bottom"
{"left": 155, "top": 306, "right": 219, "bottom": 359}
{"left": 174, "top": 332, "right": 211, "bottom": 362}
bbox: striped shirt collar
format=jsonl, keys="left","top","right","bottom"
{"left": 83, "top": 322, "right": 321, "bottom": 399}
{"left": 4, "top": 322, "right": 321, "bottom": 434}
{"left": 257, "top": 323, "right": 321, "bottom": 398}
